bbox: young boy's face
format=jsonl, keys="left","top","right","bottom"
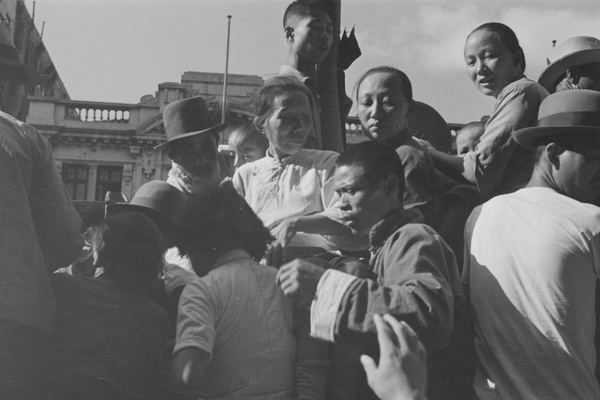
{"left": 228, "top": 133, "right": 267, "bottom": 169}
{"left": 289, "top": 10, "right": 333, "bottom": 64}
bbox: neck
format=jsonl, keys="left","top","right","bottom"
{"left": 525, "top": 165, "right": 558, "bottom": 193}
{"left": 286, "top": 52, "right": 317, "bottom": 78}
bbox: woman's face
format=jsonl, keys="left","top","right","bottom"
{"left": 261, "top": 91, "right": 312, "bottom": 158}
{"left": 357, "top": 72, "right": 413, "bottom": 142}
{"left": 464, "top": 29, "right": 523, "bottom": 98}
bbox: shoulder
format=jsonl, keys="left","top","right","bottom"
{"left": 498, "top": 77, "right": 549, "bottom": 102}
{"left": 299, "top": 149, "right": 339, "bottom": 167}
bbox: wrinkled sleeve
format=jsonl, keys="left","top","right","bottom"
{"left": 397, "top": 146, "right": 435, "bottom": 209}
{"left": 311, "top": 227, "right": 456, "bottom": 352}
{"left": 463, "top": 83, "right": 546, "bottom": 198}
{"left": 28, "top": 125, "right": 83, "bottom": 271}
{"left": 174, "top": 278, "right": 217, "bottom": 357}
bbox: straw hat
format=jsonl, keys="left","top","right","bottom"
{"left": 409, "top": 101, "right": 452, "bottom": 153}
{"left": 154, "top": 96, "right": 228, "bottom": 150}
{"left": 512, "top": 89, "right": 600, "bottom": 148}
{"left": 538, "top": 36, "right": 600, "bottom": 93}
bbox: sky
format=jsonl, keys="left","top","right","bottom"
{"left": 29, "top": 0, "right": 600, "bottom": 124}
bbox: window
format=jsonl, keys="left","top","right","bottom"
{"left": 95, "top": 165, "right": 123, "bottom": 202}
{"left": 63, "top": 164, "right": 89, "bottom": 201}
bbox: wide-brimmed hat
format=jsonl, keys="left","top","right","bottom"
{"left": 538, "top": 36, "right": 600, "bottom": 93}
{"left": 107, "top": 180, "right": 187, "bottom": 230}
{"left": 512, "top": 89, "right": 600, "bottom": 148}
{"left": 409, "top": 101, "right": 452, "bottom": 153}
{"left": 154, "top": 96, "right": 227, "bottom": 150}
{"left": 0, "top": 26, "right": 40, "bottom": 86}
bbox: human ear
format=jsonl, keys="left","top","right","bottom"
{"left": 253, "top": 116, "right": 265, "bottom": 133}
{"left": 545, "top": 142, "right": 565, "bottom": 169}
{"left": 284, "top": 26, "right": 294, "bottom": 42}
{"left": 382, "top": 174, "right": 399, "bottom": 198}
{"left": 406, "top": 100, "right": 416, "bottom": 119}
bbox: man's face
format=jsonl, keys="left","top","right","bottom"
{"left": 576, "top": 62, "right": 600, "bottom": 92}
{"left": 555, "top": 143, "right": 600, "bottom": 204}
{"left": 0, "top": 69, "right": 25, "bottom": 118}
{"left": 288, "top": 10, "right": 333, "bottom": 65}
{"left": 168, "top": 134, "right": 219, "bottom": 180}
{"left": 334, "top": 164, "right": 388, "bottom": 235}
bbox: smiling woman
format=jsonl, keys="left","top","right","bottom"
{"left": 425, "top": 22, "right": 549, "bottom": 201}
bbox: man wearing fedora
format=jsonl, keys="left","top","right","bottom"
{"left": 0, "top": 27, "right": 83, "bottom": 398}
{"left": 538, "top": 36, "right": 600, "bottom": 94}
{"left": 155, "top": 96, "right": 231, "bottom": 194}
{"left": 463, "top": 90, "right": 600, "bottom": 399}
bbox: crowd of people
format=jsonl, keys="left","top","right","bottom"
{"left": 2, "top": 0, "right": 600, "bottom": 399}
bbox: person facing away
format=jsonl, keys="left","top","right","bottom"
{"left": 0, "top": 25, "right": 83, "bottom": 399}
{"left": 49, "top": 212, "right": 171, "bottom": 400}
{"left": 455, "top": 121, "right": 485, "bottom": 156}
{"left": 227, "top": 121, "right": 268, "bottom": 170}
{"left": 170, "top": 183, "right": 296, "bottom": 399}
{"left": 538, "top": 36, "right": 600, "bottom": 94}
{"left": 279, "top": 0, "right": 334, "bottom": 149}
{"left": 276, "top": 141, "right": 469, "bottom": 399}
{"left": 425, "top": 22, "right": 548, "bottom": 201}
{"left": 463, "top": 89, "right": 600, "bottom": 400}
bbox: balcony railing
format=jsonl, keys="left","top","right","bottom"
{"left": 66, "top": 106, "right": 131, "bottom": 123}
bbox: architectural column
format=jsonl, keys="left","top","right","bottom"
{"left": 86, "top": 164, "right": 98, "bottom": 201}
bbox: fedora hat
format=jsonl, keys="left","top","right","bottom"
{"left": 512, "top": 89, "right": 600, "bottom": 148}
{"left": 107, "top": 180, "right": 187, "bottom": 230}
{"left": 538, "top": 36, "right": 600, "bottom": 93}
{"left": 0, "top": 26, "right": 40, "bottom": 86}
{"left": 154, "top": 96, "right": 227, "bottom": 150}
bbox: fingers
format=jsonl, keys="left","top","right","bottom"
{"left": 382, "top": 314, "right": 426, "bottom": 359}
{"left": 359, "top": 354, "right": 377, "bottom": 377}
{"left": 276, "top": 261, "right": 298, "bottom": 297}
{"left": 267, "top": 242, "right": 283, "bottom": 269}
{"left": 373, "top": 313, "right": 395, "bottom": 356}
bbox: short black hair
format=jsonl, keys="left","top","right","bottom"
{"left": 336, "top": 141, "right": 405, "bottom": 198}
{"left": 533, "top": 132, "right": 600, "bottom": 163}
{"left": 283, "top": 0, "right": 335, "bottom": 29}
{"left": 355, "top": 66, "right": 413, "bottom": 103}
{"left": 92, "top": 212, "right": 164, "bottom": 288}
{"left": 175, "top": 182, "right": 274, "bottom": 263}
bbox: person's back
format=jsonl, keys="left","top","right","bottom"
{"left": 464, "top": 188, "right": 600, "bottom": 399}
{"left": 176, "top": 250, "right": 296, "bottom": 399}
{"left": 50, "top": 273, "right": 170, "bottom": 400}
{"left": 464, "top": 90, "right": 600, "bottom": 400}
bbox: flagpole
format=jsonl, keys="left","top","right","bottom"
{"left": 221, "top": 15, "right": 232, "bottom": 127}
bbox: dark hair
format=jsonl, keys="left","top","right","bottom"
{"left": 469, "top": 22, "right": 526, "bottom": 73}
{"left": 254, "top": 76, "right": 313, "bottom": 127}
{"left": 91, "top": 212, "right": 164, "bottom": 288}
{"left": 533, "top": 132, "right": 600, "bottom": 163}
{"left": 336, "top": 141, "right": 405, "bottom": 198}
{"left": 355, "top": 66, "right": 413, "bottom": 102}
{"left": 283, "top": 0, "right": 335, "bottom": 29}
{"left": 229, "top": 122, "right": 268, "bottom": 150}
{"left": 175, "top": 182, "right": 274, "bottom": 263}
